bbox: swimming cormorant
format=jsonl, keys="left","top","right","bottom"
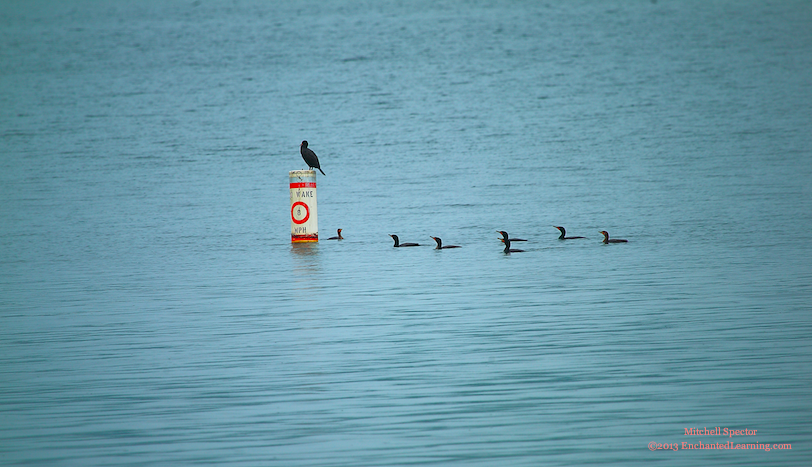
{"left": 599, "top": 231, "right": 628, "bottom": 243}
{"left": 326, "top": 229, "right": 343, "bottom": 240}
{"left": 300, "top": 140, "right": 326, "bottom": 175}
{"left": 430, "top": 236, "right": 461, "bottom": 249}
{"left": 554, "top": 226, "right": 585, "bottom": 240}
{"left": 497, "top": 231, "right": 525, "bottom": 253}
{"left": 389, "top": 234, "right": 419, "bottom": 247}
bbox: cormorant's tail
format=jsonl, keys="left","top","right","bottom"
{"left": 318, "top": 168, "right": 326, "bottom": 176}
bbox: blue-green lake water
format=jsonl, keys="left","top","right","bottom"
{"left": 2, "top": 1, "right": 811, "bottom": 465}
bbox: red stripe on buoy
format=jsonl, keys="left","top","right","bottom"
{"left": 289, "top": 182, "right": 317, "bottom": 189}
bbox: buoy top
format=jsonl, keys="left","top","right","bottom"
{"left": 290, "top": 169, "right": 317, "bottom": 178}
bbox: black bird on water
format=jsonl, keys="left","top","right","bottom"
{"left": 497, "top": 231, "right": 525, "bottom": 253}
{"left": 599, "top": 231, "right": 628, "bottom": 244}
{"left": 326, "top": 229, "right": 343, "bottom": 240}
{"left": 499, "top": 237, "right": 527, "bottom": 243}
{"left": 389, "top": 234, "right": 419, "bottom": 247}
{"left": 554, "top": 226, "right": 585, "bottom": 240}
{"left": 430, "top": 237, "right": 461, "bottom": 249}
{"left": 300, "top": 140, "right": 326, "bottom": 175}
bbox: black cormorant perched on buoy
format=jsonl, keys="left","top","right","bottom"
{"left": 300, "top": 140, "right": 326, "bottom": 175}
{"left": 389, "top": 234, "right": 419, "bottom": 247}
{"left": 554, "top": 226, "right": 585, "bottom": 240}
{"left": 430, "top": 236, "right": 460, "bottom": 249}
{"left": 599, "top": 231, "right": 628, "bottom": 243}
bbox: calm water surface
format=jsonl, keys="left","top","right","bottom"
{"left": 2, "top": 1, "right": 812, "bottom": 465}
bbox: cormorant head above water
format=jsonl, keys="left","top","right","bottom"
{"left": 554, "top": 226, "right": 585, "bottom": 240}
{"left": 430, "top": 236, "right": 461, "bottom": 249}
{"left": 300, "top": 140, "right": 326, "bottom": 176}
{"left": 326, "top": 229, "right": 343, "bottom": 240}
{"left": 599, "top": 231, "right": 628, "bottom": 244}
{"left": 389, "top": 234, "right": 419, "bottom": 247}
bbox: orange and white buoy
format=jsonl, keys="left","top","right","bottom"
{"left": 289, "top": 170, "right": 318, "bottom": 242}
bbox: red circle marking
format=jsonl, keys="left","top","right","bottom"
{"left": 291, "top": 201, "right": 310, "bottom": 224}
